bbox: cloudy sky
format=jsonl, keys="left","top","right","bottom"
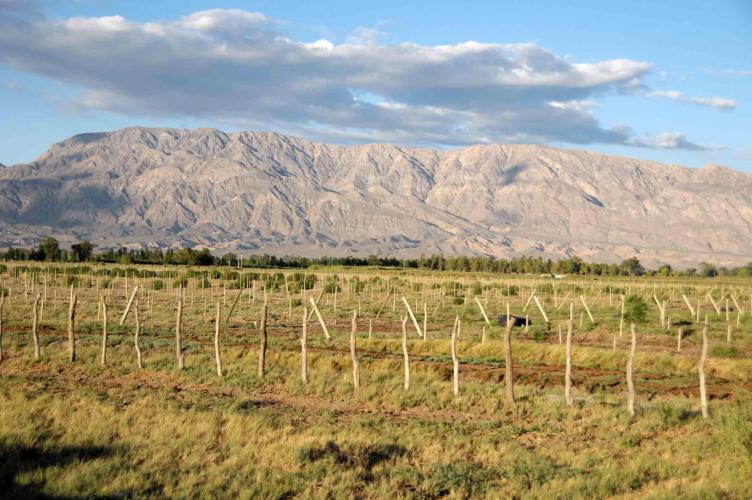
{"left": 0, "top": 0, "right": 750, "bottom": 170}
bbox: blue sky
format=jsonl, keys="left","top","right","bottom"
{"left": 0, "top": 0, "right": 750, "bottom": 170}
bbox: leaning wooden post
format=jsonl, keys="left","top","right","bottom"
{"left": 100, "top": 296, "right": 108, "bottom": 365}
{"left": 504, "top": 303, "right": 516, "bottom": 405}
{"left": 564, "top": 319, "right": 574, "bottom": 407}
{"left": 301, "top": 306, "right": 308, "bottom": 384}
{"left": 119, "top": 286, "right": 139, "bottom": 325}
{"left": 308, "top": 297, "right": 331, "bottom": 340}
{"left": 533, "top": 295, "right": 549, "bottom": 327}
{"left": 32, "top": 293, "right": 41, "bottom": 360}
{"left": 134, "top": 300, "right": 143, "bottom": 369}
{"left": 699, "top": 325, "right": 709, "bottom": 419}
{"left": 401, "top": 316, "right": 410, "bottom": 390}
{"left": 402, "top": 296, "right": 423, "bottom": 338}
{"left": 451, "top": 315, "right": 460, "bottom": 397}
{"left": 474, "top": 297, "right": 491, "bottom": 325}
{"left": 214, "top": 302, "right": 223, "bottom": 377}
{"left": 67, "top": 287, "right": 77, "bottom": 363}
{"left": 258, "top": 302, "right": 268, "bottom": 378}
{"left": 626, "top": 323, "right": 637, "bottom": 417}
{"left": 350, "top": 309, "right": 360, "bottom": 391}
{"left": 176, "top": 286, "right": 185, "bottom": 370}
{"left": 579, "top": 295, "right": 595, "bottom": 325}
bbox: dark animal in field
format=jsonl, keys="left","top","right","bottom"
{"left": 497, "top": 314, "right": 529, "bottom": 328}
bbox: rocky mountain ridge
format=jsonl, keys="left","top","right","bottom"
{"left": 0, "top": 126, "right": 750, "bottom": 267}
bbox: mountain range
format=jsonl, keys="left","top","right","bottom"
{"left": 0, "top": 126, "right": 750, "bottom": 267}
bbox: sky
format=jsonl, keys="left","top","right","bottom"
{"left": 0, "top": 0, "right": 750, "bottom": 170}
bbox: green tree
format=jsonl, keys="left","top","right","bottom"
{"left": 699, "top": 262, "right": 718, "bottom": 277}
{"left": 38, "top": 237, "right": 60, "bottom": 261}
{"left": 71, "top": 241, "right": 95, "bottom": 262}
{"left": 620, "top": 257, "right": 645, "bottom": 276}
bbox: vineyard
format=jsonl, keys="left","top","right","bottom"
{"left": 1, "top": 262, "right": 751, "bottom": 497}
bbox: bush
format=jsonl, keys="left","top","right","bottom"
{"left": 622, "top": 295, "right": 648, "bottom": 323}
{"left": 173, "top": 277, "right": 188, "bottom": 289}
{"left": 0, "top": 264, "right": 7, "bottom": 274}
{"left": 152, "top": 279, "right": 165, "bottom": 290}
{"left": 452, "top": 297, "right": 465, "bottom": 305}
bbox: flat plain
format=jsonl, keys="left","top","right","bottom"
{"left": 1, "top": 263, "right": 751, "bottom": 498}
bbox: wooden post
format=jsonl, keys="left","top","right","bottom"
{"left": 32, "top": 293, "right": 41, "bottom": 360}
{"left": 682, "top": 294, "right": 696, "bottom": 317}
{"left": 451, "top": 315, "right": 460, "bottom": 397}
{"left": 522, "top": 289, "right": 537, "bottom": 312}
{"left": 308, "top": 297, "right": 331, "bottom": 340}
{"left": 67, "top": 288, "right": 77, "bottom": 363}
{"left": 626, "top": 323, "right": 637, "bottom": 417}
{"left": 214, "top": 302, "right": 223, "bottom": 377}
{"left": 350, "top": 310, "right": 360, "bottom": 391}
{"left": 401, "top": 316, "right": 410, "bottom": 390}
{"left": 100, "top": 296, "right": 108, "bottom": 365}
{"left": 474, "top": 297, "right": 491, "bottom": 325}
{"left": 727, "top": 323, "right": 732, "bottom": 343}
{"left": 707, "top": 293, "right": 720, "bottom": 316}
{"left": 579, "top": 296, "right": 595, "bottom": 324}
{"left": 119, "top": 286, "right": 139, "bottom": 325}
{"left": 481, "top": 325, "right": 486, "bottom": 344}
{"left": 368, "top": 318, "right": 372, "bottom": 339}
{"left": 401, "top": 297, "right": 423, "bottom": 338}
{"left": 258, "top": 303, "right": 268, "bottom": 378}
{"left": 423, "top": 302, "right": 428, "bottom": 341}
{"left": 504, "top": 303, "right": 515, "bottom": 405}
{"left": 558, "top": 323, "right": 563, "bottom": 345}
{"left": 134, "top": 300, "right": 143, "bottom": 369}
{"left": 175, "top": 287, "right": 185, "bottom": 370}
{"left": 677, "top": 327, "right": 682, "bottom": 352}
{"left": 565, "top": 319, "right": 573, "bottom": 407}
{"left": 301, "top": 306, "right": 308, "bottom": 384}
{"left": 533, "top": 295, "right": 549, "bottom": 324}
{"left": 699, "top": 325, "right": 709, "bottom": 419}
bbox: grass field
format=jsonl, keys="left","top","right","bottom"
{"left": 1, "top": 263, "right": 751, "bottom": 498}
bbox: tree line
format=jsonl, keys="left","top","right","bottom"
{"left": 1, "top": 237, "right": 750, "bottom": 277}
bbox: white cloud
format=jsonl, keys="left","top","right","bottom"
{"left": 647, "top": 89, "right": 737, "bottom": 111}
{"left": 0, "top": 5, "right": 713, "bottom": 150}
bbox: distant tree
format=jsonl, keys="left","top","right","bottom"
{"left": 38, "top": 237, "right": 60, "bottom": 261}
{"left": 698, "top": 262, "right": 718, "bottom": 277}
{"left": 657, "top": 264, "right": 672, "bottom": 277}
{"left": 71, "top": 241, "right": 95, "bottom": 262}
{"left": 620, "top": 257, "right": 645, "bottom": 276}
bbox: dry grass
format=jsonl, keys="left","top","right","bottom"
{"left": 1, "top": 264, "right": 751, "bottom": 497}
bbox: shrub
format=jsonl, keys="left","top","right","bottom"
{"left": 152, "top": 279, "right": 165, "bottom": 290}
{"left": 173, "top": 277, "right": 188, "bottom": 288}
{"left": 622, "top": 294, "right": 648, "bottom": 323}
{"left": 452, "top": 297, "right": 465, "bottom": 305}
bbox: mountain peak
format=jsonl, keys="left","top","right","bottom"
{"left": 1, "top": 127, "right": 750, "bottom": 267}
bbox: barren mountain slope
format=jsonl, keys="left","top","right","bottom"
{"left": 1, "top": 127, "right": 750, "bottom": 267}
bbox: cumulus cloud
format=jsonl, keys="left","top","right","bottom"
{"left": 0, "top": 5, "right": 712, "bottom": 150}
{"left": 647, "top": 90, "right": 737, "bottom": 110}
